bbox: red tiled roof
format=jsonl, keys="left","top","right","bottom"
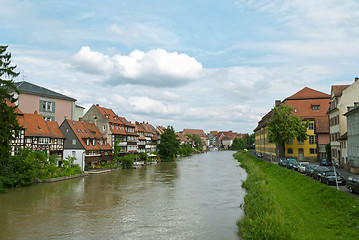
{"left": 94, "top": 105, "right": 123, "bottom": 125}
{"left": 46, "top": 121, "right": 65, "bottom": 138}
{"left": 65, "top": 119, "right": 112, "bottom": 151}
{"left": 285, "top": 87, "right": 330, "bottom": 100}
{"left": 22, "top": 114, "right": 64, "bottom": 138}
{"left": 183, "top": 129, "right": 206, "bottom": 137}
{"left": 331, "top": 85, "right": 350, "bottom": 98}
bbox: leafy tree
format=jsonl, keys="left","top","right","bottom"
{"left": 158, "top": 126, "right": 180, "bottom": 162}
{"left": 120, "top": 155, "right": 134, "bottom": 168}
{"left": 178, "top": 143, "right": 195, "bottom": 156}
{"left": 268, "top": 104, "right": 308, "bottom": 158}
{"left": 113, "top": 139, "right": 121, "bottom": 164}
{"left": 0, "top": 45, "right": 21, "bottom": 164}
{"left": 231, "top": 133, "right": 255, "bottom": 151}
{"left": 187, "top": 134, "right": 202, "bottom": 151}
{"left": 138, "top": 152, "right": 148, "bottom": 162}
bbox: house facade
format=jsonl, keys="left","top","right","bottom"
{"left": 327, "top": 78, "right": 359, "bottom": 167}
{"left": 13, "top": 113, "right": 65, "bottom": 158}
{"left": 344, "top": 102, "right": 359, "bottom": 174}
{"left": 60, "top": 119, "right": 113, "bottom": 170}
{"left": 13, "top": 81, "right": 77, "bottom": 123}
{"left": 82, "top": 104, "right": 129, "bottom": 153}
{"left": 254, "top": 111, "right": 278, "bottom": 160}
{"left": 254, "top": 88, "right": 330, "bottom": 162}
{"left": 281, "top": 87, "right": 330, "bottom": 161}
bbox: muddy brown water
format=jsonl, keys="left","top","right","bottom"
{"left": 0, "top": 151, "right": 246, "bottom": 240}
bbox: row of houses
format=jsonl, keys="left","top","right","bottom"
{"left": 254, "top": 77, "right": 359, "bottom": 174}
{"left": 9, "top": 81, "right": 246, "bottom": 171}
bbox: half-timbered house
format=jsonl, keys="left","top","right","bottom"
{"left": 60, "top": 119, "right": 113, "bottom": 170}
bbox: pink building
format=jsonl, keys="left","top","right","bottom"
{"left": 13, "top": 81, "right": 77, "bottom": 124}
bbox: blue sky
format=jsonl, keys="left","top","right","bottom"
{"left": 1, "top": 0, "right": 359, "bottom": 133}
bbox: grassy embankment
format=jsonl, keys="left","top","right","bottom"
{"left": 234, "top": 151, "right": 359, "bottom": 240}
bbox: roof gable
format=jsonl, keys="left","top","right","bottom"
{"left": 285, "top": 87, "right": 330, "bottom": 100}
{"left": 14, "top": 81, "right": 76, "bottom": 101}
{"left": 331, "top": 85, "right": 350, "bottom": 98}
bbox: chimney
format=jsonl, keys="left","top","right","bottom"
{"left": 79, "top": 117, "right": 83, "bottom": 122}
{"left": 355, "top": 77, "right": 359, "bottom": 82}
{"left": 275, "top": 100, "right": 281, "bottom": 107}
{"left": 64, "top": 115, "right": 68, "bottom": 120}
{"left": 96, "top": 104, "right": 99, "bottom": 106}
{"left": 34, "top": 110, "right": 38, "bottom": 114}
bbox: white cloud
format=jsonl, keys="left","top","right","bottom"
{"left": 71, "top": 47, "right": 203, "bottom": 87}
{"left": 71, "top": 46, "right": 113, "bottom": 75}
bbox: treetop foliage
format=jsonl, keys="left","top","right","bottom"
{"left": 0, "top": 45, "right": 21, "bottom": 164}
{"left": 268, "top": 104, "right": 308, "bottom": 145}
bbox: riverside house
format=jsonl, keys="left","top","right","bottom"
{"left": 82, "top": 104, "right": 128, "bottom": 152}
{"left": 60, "top": 119, "right": 113, "bottom": 170}
{"left": 344, "top": 102, "right": 359, "bottom": 174}
{"left": 255, "top": 87, "right": 330, "bottom": 162}
{"left": 12, "top": 81, "right": 78, "bottom": 124}
{"left": 327, "top": 78, "right": 359, "bottom": 168}
{"left": 17, "top": 113, "right": 65, "bottom": 159}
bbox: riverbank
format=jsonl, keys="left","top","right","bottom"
{"left": 234, "top": 151, "right": 359, "bottom": 240}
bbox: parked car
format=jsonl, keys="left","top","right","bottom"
{"left": 312, "top": 166, "right": 330, "bottom": 180}
{"left": 257, "top": 152, "right": 263, "bottom": 158}
{"left": 305, "top": 164, "right": 319, "bottom": 177}
{"left": 320, "top": 159, "right": 331, "bottom": 166}
{"left": 320, "top": 171, "right": 346, "bottom": 185}
{"left": 279, "top": 158, "right": 288, "bottom": 167}
{"left": 292, "top": 162, "right": 299, "bottom": 171}
{"left": 346, "top": 176, "right": 359, "bottom": 193}
{"left": 287, "top": 159, "right": 297, "bottom": 169}
{"left": 298, "top": 162, "right": 310, "bottom": 173}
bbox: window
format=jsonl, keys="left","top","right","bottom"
{"left": 92, "top": 139, "right": 95, "bottom": 145}
{"left": 72, "top": 151, "right": 76, "bottom": 157}
{"left": 309, "top": 148, "right": 317, "bottom": 154}
{"left": 86, "top": 139, "right": 90, "bottom": 145}
{"left": 312, "top": 105, "right": 320, "bottom": 111}
{"left": 39, "top": 138, "right": 50, "bottom": 144}
{"left": 308, "top": 123, "right": 314, "bottom": 130}
{"left": 72, "top": 139, "right": 76, "bottom": 145}
{"left": 309, "top": 135, "right": 315, "bottom": 144}
{"left": 294, "top": 109, "right": 297, "bottom": 113}
{"left": 287, "top": 148, "right": 293, "bottom": 154}
{"left": 103, "top": 125, "right": 106, "bottom": 130}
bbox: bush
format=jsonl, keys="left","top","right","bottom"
{"left": 138, "top": 152, "right": 148, "bottom": 162}
{"left": 120, "top": 155, "right": 135, "bottom": 169}
{"left": 0, "top": 149, "right": 44, "bottom": 190}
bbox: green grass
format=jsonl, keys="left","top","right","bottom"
{"left": 234, "top": 151, "right": 359, "bottom": 240}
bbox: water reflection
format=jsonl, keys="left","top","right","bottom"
{"left": 0, "top": 151, "right": 246, "bottom": 240}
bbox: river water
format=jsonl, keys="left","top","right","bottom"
{"left": 0, "top": 151, "right": 246, "bottom": 240}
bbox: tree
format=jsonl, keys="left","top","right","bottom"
{"left": 113, "top": 139, "right": 121, "bottom": 164}
{"left": 268, "top": 104, "right": 308, "bottom": 158}
{"left": 157, "top": 126, "right": 180, "bottom": 162}
{"left": 0, "top": 45, "right": 21, "bottom": 164}
{"left": 187, "top": 134, "right": 202, "bottom": 151}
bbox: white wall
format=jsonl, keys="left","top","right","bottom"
{"left": 64, "top": 149, "right": 85, "bottom": 171}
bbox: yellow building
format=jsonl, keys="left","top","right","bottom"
{"left": 254, "top": 87, "right": 330, "bottom": 162}
{"left": 254, "top": 111, "right": 277, "bottom": 160}
{"left": 284, "top": 120, "right": 318, "bottom": 161}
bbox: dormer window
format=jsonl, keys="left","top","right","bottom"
{"left": 72, "top": 122, "right": 75, "bottom": 125}
{"left": 86, "top": 139, "right": 90, "bottom": 146}
{"left": 312, "top": 105, "right": 320, "bottom": 111}
{"left": 92, "top": 139, "right": 95, "bottom": 145}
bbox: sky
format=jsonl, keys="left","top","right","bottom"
{"left": 1, "top": 0, "right": 359, "bottom": 133}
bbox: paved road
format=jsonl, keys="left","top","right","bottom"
{"left": 249, "top": 151, "right": 359, "bottom": 200}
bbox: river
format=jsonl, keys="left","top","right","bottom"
{"left": 0, "top": 151, "right": 247, "bottom": 240}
